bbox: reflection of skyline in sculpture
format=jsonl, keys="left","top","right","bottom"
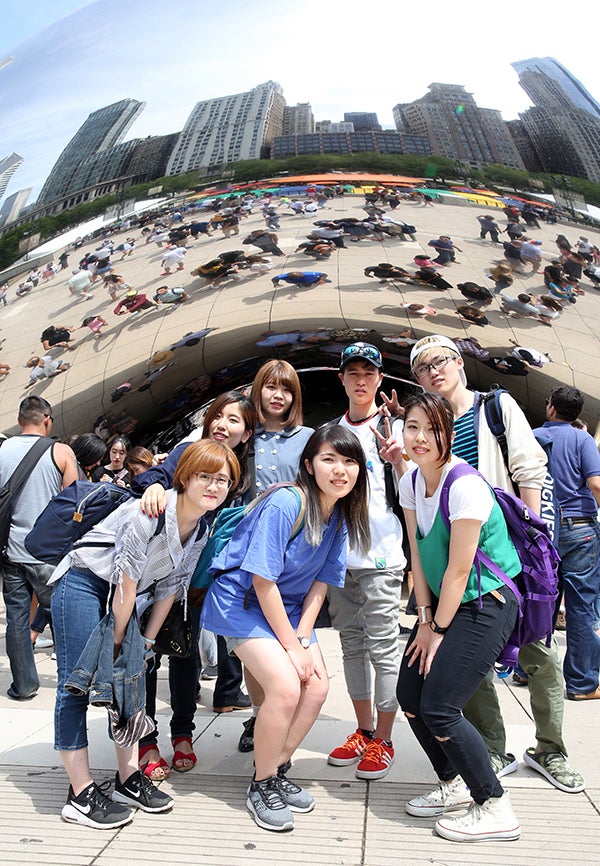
{"left": 2, "top": 0, "right": 598, "bottom": 199}
{"left": 512, "top": 57, "right": 600, "bottom": 183}
{"left": 512, "top": 57, "right": 600, "bottom": 120}
{"left": 37, "top": 99, "right": 145, "bottom": 205}
{"left": 0, "top": 187, "right": 31, "bottom": 227}
{"left": 166, "top": 82, "right": 286, "bottom": 175}
{"left": 0, "top": 152, "right": 23, "bottom": 201}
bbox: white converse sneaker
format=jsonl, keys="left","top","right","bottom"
{"left": 434, "top": 792, "right": 521, "bottom": 842}
{"left": 406, "top": 775, "right": 472, "bottom": 817}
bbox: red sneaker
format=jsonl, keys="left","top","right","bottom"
{"left": 327, "top": 729, "right": 372, "bottom": 766}
{"left": 355, "top": 738, "right": 394, "bottom": 780}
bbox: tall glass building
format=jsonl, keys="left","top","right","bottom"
{"left": 0, "top": 152, "right": 24, "bottom": 201}
{"left": 511, "top": 57, "right": 600, "bottom": 182}
{"left": 37, "top": 99, "right": 145, "bottom": 205}
{"left": 512, "top": 57, "right": 600, "bottom": 120}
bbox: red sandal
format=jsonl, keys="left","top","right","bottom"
{"left": 139, "top": 742, "right": 171, "bottom": 781}
{"left": 172, "top": 736, "right": 197, "bottom": 773}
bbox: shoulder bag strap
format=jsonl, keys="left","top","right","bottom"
{"left": 5, "top": 437, "right": 54, "bottom": 502}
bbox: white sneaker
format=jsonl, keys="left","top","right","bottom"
{"left": 435, "top": 792, "right": 521, "bottom": 842}
{"left": 34, "top": 636, "right": 54, "bottom": 649}
{"left": 406, "top": 776, "right": 472, "bottom": 817}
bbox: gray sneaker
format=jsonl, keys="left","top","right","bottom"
{"left": 246, "top": 776, "right": 294, "bottom": 831}
{"left": 277, "top": 762, "right": 315, "bottom": 813}
{"left": 523, "top": 748, "right": 585, "bottom": 793}
{"left": 489, "top": 750, "right": 519, "bottom": 779}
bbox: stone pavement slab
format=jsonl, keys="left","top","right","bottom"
{"left": 1, "top": 607, "right": 599, "bottom": 865}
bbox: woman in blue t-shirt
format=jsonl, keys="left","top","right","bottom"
{"left": 202, "top": 425, "right": 370, "bottom": 833}
{"left": 389, "top": 393, "right": 521, "bottom": 844}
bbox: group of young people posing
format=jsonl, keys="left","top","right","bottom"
{"left": 50, "top": 337, "right": 583, "bottom": 843}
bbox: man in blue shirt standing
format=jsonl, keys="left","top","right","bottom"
{"left": 535, "top": 386, "right": 600, "bottom": 701}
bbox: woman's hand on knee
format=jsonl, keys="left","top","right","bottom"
{"left": 287, "top": 646, "right": 320, "bottom": 683}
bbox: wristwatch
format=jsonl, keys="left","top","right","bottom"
{"left": 297, "top": 635, "right": 311, "bottom": 649}
{"left": 430, "top": 620, "right": 449, "bottom": 635}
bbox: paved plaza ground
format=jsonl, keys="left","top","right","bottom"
{"left": 1, "top": 190, "right": 600, "bottom": 863}
{"left": 0, "top": 602, "right": 599, "bottom": 865}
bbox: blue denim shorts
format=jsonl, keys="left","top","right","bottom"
{"left": 224, "top": 635, "right": 252, "bottom": 656}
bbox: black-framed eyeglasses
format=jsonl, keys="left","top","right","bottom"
{"left": 413, "top": 355, "right": 455, "bottom": 378}
{"left": 44, "top": 413, "right": 54, "bottom": 422}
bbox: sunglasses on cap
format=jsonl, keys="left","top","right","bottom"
{"left": 340, "top": 343, "right": 382, "bottom": 368}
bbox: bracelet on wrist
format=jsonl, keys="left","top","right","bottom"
{"left": 417, "top": 605, "right": 432, "bottom": 625}
{"left": 430, "top": 619, "right": 449, "bottom": 635}
{"left": 144, "top": 637, "right": 156, "bottom": 645}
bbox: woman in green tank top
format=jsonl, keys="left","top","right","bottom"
{"left": 388, "top": 393, "right": 522, "bottom": 843}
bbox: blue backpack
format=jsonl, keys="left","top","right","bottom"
{"left": 189, "top": 485, "right": 305, "bottom": 591}
{"left": 437, "top": 464, "right": 560, "bottom": 667}
{"left": 24, "top": 480, "right": 163, "bottom": 566}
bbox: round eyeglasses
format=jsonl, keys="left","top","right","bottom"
{"left": 193, "top": 473, "right": 232, "bottom": 489}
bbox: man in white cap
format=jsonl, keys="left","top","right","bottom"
{"left": 396, "top": 334, "right": 584, "bottom": 798}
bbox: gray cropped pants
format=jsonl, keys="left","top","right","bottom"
{"left": 328, "top": 567, "right": 403, "bottom": 714}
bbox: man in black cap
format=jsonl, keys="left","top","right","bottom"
{"left": 326, "top": 343, "right": 406, "bottom": 781}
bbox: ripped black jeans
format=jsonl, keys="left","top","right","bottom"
{"left": 397, "top": 589, "right": 518, "bottom": 804}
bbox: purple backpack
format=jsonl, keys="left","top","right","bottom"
{"left": 434, "top": 464, "right": 560, "bottom": 666}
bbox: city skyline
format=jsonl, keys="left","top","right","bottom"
{"left": 1, "top": 0, "right": 599, "bottom": 201}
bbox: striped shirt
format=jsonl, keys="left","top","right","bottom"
{"left": 453, "top": 404, "right": 479, "bottom": 469}
{"left": 50, "top": 489, "right": 206, "bottom": 602}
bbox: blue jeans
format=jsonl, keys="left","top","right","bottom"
{"left": 559, "top": 519, "right": 600, "bottom": 694}
{"left": 2, "top": 559, "right": 55, "bottom": 698}
{"left": 397, "top": 590, "right": 518, "bottom": 804}
{"left": 52, "top": 567, "right": 110, "bottom": 750}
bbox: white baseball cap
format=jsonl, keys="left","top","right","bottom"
{"left": 409, "top": 335, "right": 468, "bottom": 386}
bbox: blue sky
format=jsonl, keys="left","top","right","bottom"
{"left": 1, "top": 1, "right": 95, "bottom": 53}
{"left": 1, "top": 0, "right": 598, "bottom": 204}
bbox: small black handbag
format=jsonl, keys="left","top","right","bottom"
{"left": 140, "top": 600, "right": 193, "bottom": 658}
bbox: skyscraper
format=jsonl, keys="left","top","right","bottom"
{"left": 166, "top": 82, "right": 286, "bottom": 175}
{"left": 37, "top": 98, "right": 145, "bottom": 205}
{"left": 511, "top": 57, "right": 600, "bottom": 182}
{"left": 315, "top": 121, "right": 355, "bottom": 133}
{"left": 344, "top": 112, "right": 381, "bottom": 131}
{"left": 394, "top": 84, "right": 523, "bottom": 169}
{"left": 512, "top": 57, "right": 600, "bottom": 120}
{"left": 283, "top": 103, "right": 314, "bottom": 135}
{"left": 0, "top": 152, "right": 24, "bottom": 201}
{"left": 0, "top": 187, "right": 31, "bottom": 228}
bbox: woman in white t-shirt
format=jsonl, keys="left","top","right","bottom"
{"left": 391, "top": 393, "right": 521, "bottom": 843}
